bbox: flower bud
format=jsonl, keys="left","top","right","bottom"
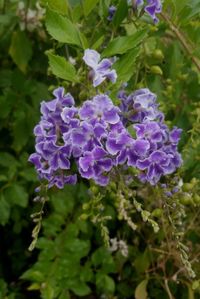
{"left": 152, "top": 208, "right": 163, "bottom": 217}
{"left": 80, "top": 213, "right": 88, "bottom": 220}
{"left": 153, "top": 49, "right": 164, "bottom": 61}
{"left": 150, "top": 65, "right": 163, "bottom": 75}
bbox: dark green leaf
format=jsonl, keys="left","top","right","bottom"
{"left": 9, "top": 31, "right": 32, "bottom": 73}
{"left": 4, "top": 184, "right": 28, "bottom": 208}
{"left": 0, "top": 193, "right": 10, "bottom": 226}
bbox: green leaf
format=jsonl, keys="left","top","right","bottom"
{"left": 96, "top": 273, "right": 115, "bottom": 294}
{"left": 45, "top": 8, "right": 81, "bottom": 47}
{"left": 114, "top": 47, "right": 140, "bottom": 82}
{"left": 4, "top": 184, "right": 28, "bottom": 207}
{"left": 135, "top": 280, "right": 148, "bottom": 299}
{"left": 0, "top": 152, "right": 18, "bottom": 168}
{"left": 83, "top": 0, "right": 99, "bottom": 16}
{"left": 9, "top": 31, "right": 32, "bottom": 73}
{"left": 70, "top": 281, "right": 91, "bottom": 296}
{"left": 0, "top": 193, "right": 10, "bottom": 226}
{"left": 112, "top": 0, "right": 128, "bottom": 27}
{"left": 42, "top": 284, "right": 55, "bottom": 299}
{"left": 12, "top": 110, "right": 31, "bottom": 152}
{"left": 47, "top": 52, "right": 77, "bottom": 81}
{"left": 102, "top": 29, "right": 147, "bottom": 57}
{"left": 48, "top": 0, "right": 69, "bottom": 15}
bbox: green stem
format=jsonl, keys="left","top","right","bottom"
{"left": 161, "top": 12, "right": 200, "bottom": 72}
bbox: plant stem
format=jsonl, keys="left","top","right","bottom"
{"left": 161, "top": 12, "right": 200, "bottom": 72}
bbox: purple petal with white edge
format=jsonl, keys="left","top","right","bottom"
{"left": 106, "top": 138, "right": 123, "bottom": 155}
{"left": 79, "top": 166, "right": 94, "bottom": 179}
{"left": 71, "top": 130, "right": 87, "bottom": 146}
{"left": 103, "top": 108, "right": 120, "bottom": 124}
{"left": 61, "top": 107, "right": 77, "bottom": 123}
{"left": 98, "top": 158, "right": 113, "bottom": 171}
{"left": 93, "top": 94, "right": 113, "bottom": 110}
{"left": 72, "top": 145, "right": 82, "bottom": 158}
{"left": 117, "top": 149, "right": 127, "bottom": 165}
{"left": 94, "top": 123, "right": 106, "bottom": 139}
{"left": 134, "top": 124, "right": 145, "bottom": 138}
{"left": 34, "top": 125, "right": 44, "bottom": 136}
{"left": 97, "top": 59, "right": 112, "bottom": 72}
{"left": 50, "top": 153, "right": 59, "bottom": 170}
{"left": 136, "top": 0, "right": 144, "bottom": 5}
{"left": 171, "top": 152, "right": 182, "bottom": 168}
{"left": 92, "top": 146, "right": 107, "bottom": 160}
{"left": 83, "top": 49, "right": 100, "bottom": 68}
{"left": 105, "top": 69, "right": 117, "bottom": 83}
{"left": 169, "top": 128, "right": 182, "bottom": 143}
{"left": 133, "top": 139, "right": 150, "bottom": 156}
{"left": 28, "top": 153, "right": 41, "bottom": 168}
{"left": 53, "top": 87, "right": 64, "bottom": 99}
{"left": 58, "top": 154, "right": 70, "bottom": 169}
{"left": 45, "top": 99, "right": 58, "bottom": 112}
{"left": 93, "top": 73, "right": 105, "bottom": 87}
{"left": 136, "top": 158, "right": 151, "bottom": 170}
{"left": 79, "top": 153, "right": 93, "bottom": 172}
{"left": 62, "top": 93, "right": 75, "bottom": 106}
{"left": 79, "top": 101, "right": 95, "bottom": 120}
{"left": 127, "top": 150, "right": 138, "bottom": 167}
{"left": 150, "top": 150, "right": 168, "bottom": 163}
{"left": 95, "top": 175, "right": 109, "bottom": 186}
{"left": 64, "top": 174, "right": 77, "bottom": 185}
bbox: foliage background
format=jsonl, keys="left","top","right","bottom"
{"left": 0, "top": 0, "right": 200, "bottom": 298}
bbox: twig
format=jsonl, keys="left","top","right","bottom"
{"left": 164, "top": 279, "right": 175, "bottom": 299}
{"left": 160, "top": 12, "right": 200, "bottom": 72}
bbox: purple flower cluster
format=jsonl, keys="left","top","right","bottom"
{"left": 118, "top": 88, "right": 182, "bottom": 185}
{"left": 29, "top": 49, "right": 182, "bottom": 189}
{"left": 29, "top": 88, "right": 77, "bottom": 189}
{"left": 136, "top": 0, "right": 162, "bottom": 23}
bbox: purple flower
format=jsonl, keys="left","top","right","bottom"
{"left": 79, "top": 94, "right": 120, "bottom": 125}
{"left": 83, "top": 49, "right": 117, "bottom": 87}
{"left": 145, "top": 0, "right": 162, "bottom": 23}
{"left": 136, "top": 0, "right": 162, "bottom": 23}
{"left": 79, "top": 147, "right": 113, "bottom": 186}
{"left": 119, "top": 88, "right": 163, "bottom": 124}
{"left": 107, "top": 5, "right": 117, "bottom": 21}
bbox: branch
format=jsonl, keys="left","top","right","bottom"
{"left": 160, "top": 12, "right": 200, "bottom": 72}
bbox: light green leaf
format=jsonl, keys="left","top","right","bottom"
{"left": 42, "top": 284, "right": 55, "bottom": 299}
{"left": 4, "top": 184, "right": 28, "bottom": 208}
{"left": 45, "top": 8, "right": 81, "bottom": 46}
{"left": 83, "top": 0, "right": 99, "bottom": 16}
{"left": 135, "top": 279, "right": 148, "bottom": 299}
{"left": 0, "top": 193, "right": 10, "bottom": 226}
{"left": 47, "top": 52, "right": 77, "bottom": 82}
{"left": 114, "top": 47, "right": 140, "bottom": 82}
{"left": 102, "top": 29, "right": 147, "bottom": 57}
{"left": 113, "top": 0, "right": 128, "bottom": 27}
{"left": 48, "top": 0, "right": 69, "bottom": 15}
{"left": 9, "top": 31, "right": 32, "bottom": 73}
